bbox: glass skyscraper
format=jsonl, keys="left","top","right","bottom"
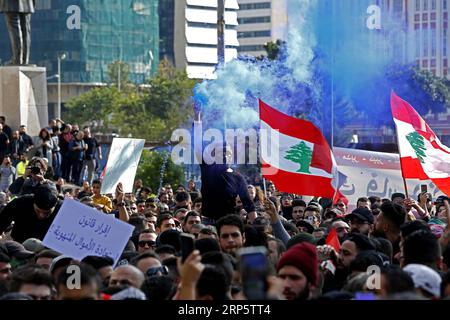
{"left": 0, "top": 0, "right": 159, "bottom": 84}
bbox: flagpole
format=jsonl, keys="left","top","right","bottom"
{"left": 391, "top": 92, "right": 409, "bottom": 198}
{"left": 263, "top": 177, "right": 267, "bottom": 197}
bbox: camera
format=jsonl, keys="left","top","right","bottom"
{"left": 30, "top": 166, "right": 41, "bottom": 175}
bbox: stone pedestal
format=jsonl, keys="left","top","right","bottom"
{"left": 0, "top": 66, "right": 48, "bottom": 136}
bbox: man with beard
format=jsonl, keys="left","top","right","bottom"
{"left": 345, "top": 207, "right": 374, "bottom": 235}
{"left": 276, "top": 242, "right": 319, "bottom": 300}
{"left": 372, "top": 202, "right": 406, "bottom": 263}
{"left": 330, "top": 219, "right": 350, "bottom": 242}
{"left": 320, "top": 233, "right": 376, "bottom": 293}
{"left": 194, "top": 112, "right": 255, "bottom": 222}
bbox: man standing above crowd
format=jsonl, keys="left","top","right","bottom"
{"left": 19, "top": 125, "right": 33, "bottom": 152}
{"left": 0, "top": 124, "right": 9, "bottom": 164}
{"left": 58, "top": 124, "right": 73, "bottom": 181}
{"left": 82, "top": 126, "right": 102, "bottom": 185}
{"left": 68, "top": 130, "right": 86, "bottom": 185}
{"left": 8, "top": 131, "right": 25, "bottom": 166}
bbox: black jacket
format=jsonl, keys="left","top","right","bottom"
{"left": 200, "top": 164, "right": 255, "bottom": 220}
{"left": 0, "top": 195, "right": 62, "bottom": 243}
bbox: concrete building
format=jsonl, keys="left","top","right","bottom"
{"left": 407, "top": 0, "right": 450, "bottom": 77}
{"left": 160, "top": 0, "right": 240, "bottom": 79}
{"left": 236, "top": 0, "right": 288, "bottom": 57}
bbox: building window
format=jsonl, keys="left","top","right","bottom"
{"left": 237, "top": 30, "right": 271, "bottom": 38}
{"left": 432, "top": 30, "right": 436, "bottom": 56}
{"left": 431, "top": 0, "right": 436, "bottom": 10}
{"left": 444, "top": 30, "right": 448, "bottom": 56}
{"left": 445, "top": 0, "right": 448, "bottom": 10}
{"left": 237, "top": 16, "right": 271, "bottom": 24}
{"left": 416, "top": 0, "right": 421, "bottom": 11}
{"left": 431, "top": 12, "right": 436, "bottom": 20}
{"left": 423, "top": 0, "right": 428, "bottom": 10}
{"left": 423, "top": 60, "right": 428, "bottom": 67}
{"left": 431, "top": 59, "right": 436, "bottom": 67}
{"left": 416, "top": 31, "right": 421, "bottom": 58}
{"left": 423, "top": 28, "right": 429, "bottom": 56}
{"left": 239, "top": 2, "right": 271, "bottom": 10}
{"left": 423, "top": 13, "right": 428, "bottom": 20}
{"left": 415, "top": 13, "right": 420, "bottom": 21}
{"left": 444, "top": 59, "right": 448, "bottom": 67}
{"left": 238, "top": 44, "right": 266, "bottom": 52}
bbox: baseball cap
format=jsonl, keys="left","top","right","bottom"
{"left": 3, "top": 241, "right": 35, "bottom": 260}
{"left": 403, "top": 264, "right": 442, "bottom": 298}
{"left": 22, "top": 238, "right": 46, "bottom": 253}
{"left": 49, "top": 255, "right": 73, "bottom": 274}
{"left": 34, "top": 183, "right": 59, "bottom": 210}
{"left": 296, "top": 220, "right": 315, "bottom": 234}
{"left": 346, "top": 207, "right": 374, "bottom": 224}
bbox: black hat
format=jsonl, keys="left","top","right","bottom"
{"left": 34, "top": 183, "right": 59, "bottom": 210}
{"left": 391, "top": 193, "right": 406, "bottom": 201}
{"left": 346, "top": 207, "right": 374, "bottom": 224}
{"left": 296, "top": 220, "right": 315, "bottom": 234}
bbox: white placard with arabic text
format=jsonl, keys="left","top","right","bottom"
{"left": 43, "top": 199, "right": 134, "bottom": 266}
{"left": 101, "top": 138, "right": 145, "bottom": 194}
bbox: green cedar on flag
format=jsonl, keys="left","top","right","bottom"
{"left": 285, "top": 142, "right": 313, "bottom": 173}
{"left": 391, "top": 91, "right": 450, "bottom": 197}
{"left": 259, "top": 99, "right": 347, "bottom": 201}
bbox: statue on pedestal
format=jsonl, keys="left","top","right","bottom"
{"left": 0, "top": 0, "right": 35, "bottom": 65}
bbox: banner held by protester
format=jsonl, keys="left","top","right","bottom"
{"left": 43, "top": 199, "right": 134, "bottom": 266}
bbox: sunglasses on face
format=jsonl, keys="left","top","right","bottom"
{"left": 146, "top": 265, "right": 169, "bottom": 277}
{"left": 138, "top": 240, "right": 156, "bottom": 248}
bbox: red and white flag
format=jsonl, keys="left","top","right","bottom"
{"left": 259, "top": 100, "right": 343, "bottom": 199}
{"left": 391, "top": 91, "right": 450, "bottom": 196}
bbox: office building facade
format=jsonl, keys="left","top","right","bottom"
{"left": 0, "top": 0, "right": 160, "bottom": 84}
{"left": 236, "top": 0, "right": 288, "bottom": 57}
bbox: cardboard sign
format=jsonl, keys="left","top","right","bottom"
{"left": 43, "top": 199, "right": 134, "bottom": 266}
{"left": 101, "top": 138, "right": 145, "bottom": 194}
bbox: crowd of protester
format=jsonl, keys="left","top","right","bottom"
{"left": 0, "top": 117, "right": 102, "bottom": 189}
{"left": 0, "top": 116, "right": 450, "bottom": 300}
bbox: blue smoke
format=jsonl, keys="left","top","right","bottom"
{"left": 193, "top": 0, "right": 445, "bottom": 146}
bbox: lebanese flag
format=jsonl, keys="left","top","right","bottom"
{"left": 391, "top": 91, "right": 450, "bottom": 196}
{"left": 259, "top": 100, "right": 342, "bottom": 199}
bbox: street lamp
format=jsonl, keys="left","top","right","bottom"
{"left": 57, "top": 53, "right": 67, "bottom": 120}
